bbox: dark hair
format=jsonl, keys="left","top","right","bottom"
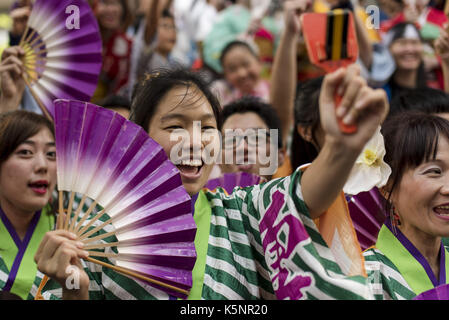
{"left": 99, "top": 94, "right": 131, "bottom": 111}
{"left": 290, "top": 76, "right": 324, "bottom": 170}
{"left": 161, "top": 8, "right": 174, "bottom": 20}
{"left": 389, "top": 87, "right": 449, "bottom": 119}
{"left": 130, "top": 67, "right": 222, "bottom": 131}
{"left": 382, "top": 112, "right": 449, "bottom": 211}
{"left": 219, "top": 40, "right": 259, "bottom": 68}
{"left": 0, "top": 110, "right": 54, "bottom": 165}
{"left": 221, "top": 96, "right": 283, "bottom": 148}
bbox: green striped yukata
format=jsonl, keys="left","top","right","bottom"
{"left": 23, "top": 168, "right": 374, "bottom": 300}
{"left": 363, "top": 224, "right": 449, "bottom": 300}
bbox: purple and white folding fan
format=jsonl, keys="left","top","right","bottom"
{"left": 50, "top": 99, "right": 196, "bottom": 298}
{"left": 19, "top": 0, "right": 102, "bottom": 119}
{"left": 413, "top": 284, "right": 449, "bottom": 300}
{"left": 205, "top": 172, "right": 262, "bottom": 194}
{"left": 347, "top": 188, "right": 386, "bottom": 250}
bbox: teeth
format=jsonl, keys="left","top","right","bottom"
{"left": 180, "top": 159, "right": 202, "bottom": 167}
{"left": 436, "top": 206, "right": 449, "bottom": 210}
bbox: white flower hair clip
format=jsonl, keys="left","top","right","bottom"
{"left": 343, "top": 126, "right": 392, "bottom": 195}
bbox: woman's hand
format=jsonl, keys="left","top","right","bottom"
{"left": 300, "top": 64, "right": 388, "bottom": 219}
{"left": 34, "top": 230, "right": 90, "bottom": 300}
{"left": 319, "top": 64, "right": 389, "bottom": 155}
{"left": 435, "top": 28, "right": 449, "bottom": 64}
{"left": 284, "top": 0, "right": 312, "bottom": 36}
{"left": 0, "top": 46, "right": 26, "bottom": 113}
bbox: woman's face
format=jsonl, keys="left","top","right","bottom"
{"left": 0, "top": 128, "right": 56, "bottom": 214}
{"left": 390, "top": 37, "right": 423, "bottom": 71}
{"left": 147, "top": 85, "right": 220, "bottom": 196}
{"left": 96, "top": 0, "right": 123, "bottom": 31}
{"left": 392, "top": 135, "right": 449, "bottom": 240}
{"left": 222, "top": 46, "right": 261, "bottom": 95}
{"left": 156, "top": 17, "right": 177, "bottom": 56}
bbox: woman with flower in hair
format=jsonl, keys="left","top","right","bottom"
{"left": 364, "top": 112, "right": 449, "bottom": 299}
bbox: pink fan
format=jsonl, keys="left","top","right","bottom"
{"left": 347, "top": 188, "right": 386, "bottom": 250}
{"left": 37, "top": 99, "right": 196, "bottom": 299}
{"left": 19, "top": 0, "right": 102, "bottom": 119}
{"left": 205, "top": 172, "right": 262, "bottom": 194}
{"left": 413, "top": 284, "right": 449, "bottom": 300}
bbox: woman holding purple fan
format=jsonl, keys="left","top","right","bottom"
{"left": 0, "top": 111, "right": 57, "bottom": 300}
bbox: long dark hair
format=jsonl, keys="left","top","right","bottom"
{"left": 290, "top": 76, "right": 323, "bottom": 170}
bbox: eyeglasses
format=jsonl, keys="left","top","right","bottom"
{"left": 222, "top": 130, "right": 271, "bottom": 149}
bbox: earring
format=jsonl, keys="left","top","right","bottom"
{"left": 389, "top": 205, "right": 400, "bottom": 235}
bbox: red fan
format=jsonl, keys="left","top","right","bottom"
{"left": 301, "top": 9, "right": 359, "bottom": 134}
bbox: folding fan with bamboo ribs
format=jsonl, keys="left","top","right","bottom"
{"left": 36, "top": 100, "right": 197, "bottom": 299}
{"left": 19, "top": 0, "right": 102, "bottom": 120}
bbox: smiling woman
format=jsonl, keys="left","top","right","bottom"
{"left": 364, "top": 112, "right": 449, "bottom": 299}
{"left": 0, "top": 110, "right": 56, "bottom": 300}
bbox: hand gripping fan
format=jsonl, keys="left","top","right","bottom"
{"left": 205, "top": 172, "right": 262, "bottom": 194}
{"left": 346, "top": 188, "right": 386, "bottom": 250}
{"left": 301, "top": 9, "right": 359, "bottom": 134}
{"left": 18, "top": 0, "right": 102, "bottom": 120}
{"left": 413, "top": 284, "right": 449, "bottom": 300}
{"left": 36, "top": 100, "right": 197, "bottom": 299}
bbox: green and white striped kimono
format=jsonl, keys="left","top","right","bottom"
{"left": 32, "top": 168, "right": 373, "bottom": 300}
{"left": 363, "top": 221, "right": 449, "bottom": 300}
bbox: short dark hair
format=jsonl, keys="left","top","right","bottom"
{"left": 389, "top": 87, "right": 449, "bottom": 119}
{"left": 0, "top": 110, "right": 54, "bottom": 165}
{"left": 99, "top": 94, "right": 131, "bottom": 111}
{"left": 290, "top": 76, "right": 324, "bottom": 169}
{"left": 130, "top": 67, "right": 222, "bottom": 131}
{"left": 382, "top": 112, "right": 449, "bottom": 210}
{"left": 221, "top": 96, "right": 283, "bottom": 148}
{"left": 219, "top": 40, "right": 259, "bottom": 68}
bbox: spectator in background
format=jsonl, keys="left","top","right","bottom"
{"left": 213, "top": 96, "right": 285, "bottom": 181}
{"left": 380, "top": 0, "right": 448, "bottom": 90}
{"left": 211, "top": 40, "right": 270, "bottom": 106}
{"left": 91, "top": 0, "right": 134, "bottom": 103}
{"left": 128, "top": 0, "right": 179, "bottom": 99}
{"left": 202, "top": 0, "right": 280, "bottom": 79}
{"left": 8, "top": 1, "right": 32, "bottom": 47}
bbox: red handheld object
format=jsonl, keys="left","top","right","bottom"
{"left": 301, "top": 9, "right": 359, "bottom": 134}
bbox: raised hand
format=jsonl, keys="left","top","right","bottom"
{"left": 0, "top": 46, "right": 26, "bottom": 113}
{"left": 319, "top": 64, "right": 389, "bottom": 154}
{"left": 34, "top": 230, "right": 90, "bottom": 300}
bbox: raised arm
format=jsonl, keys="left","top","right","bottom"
{"left": 0, "top": 46, "right": 26, "bottom": 113}
{"left": 434, "top": 28, "right": 449, "bottom": 94}
{"left": 270, "top": 0, "right": 310, "bottom": 147}
{"left": 300, "top": 64, "right": 389, "bottom": 219}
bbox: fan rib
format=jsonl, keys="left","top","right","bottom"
{"left": 67, "top": 194, "right": 87, "bottom": 233}
{"left": 85, "top": 257, "right": 190, "bottom": 296}
{"left": 63, "top": 192, "right": 76, "bottom": 231}
{"left": 76, "top": 208, "right": 107, "bottom": 238}
{"left": 73, "top": 200, "right": 98, "bottom": 235}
